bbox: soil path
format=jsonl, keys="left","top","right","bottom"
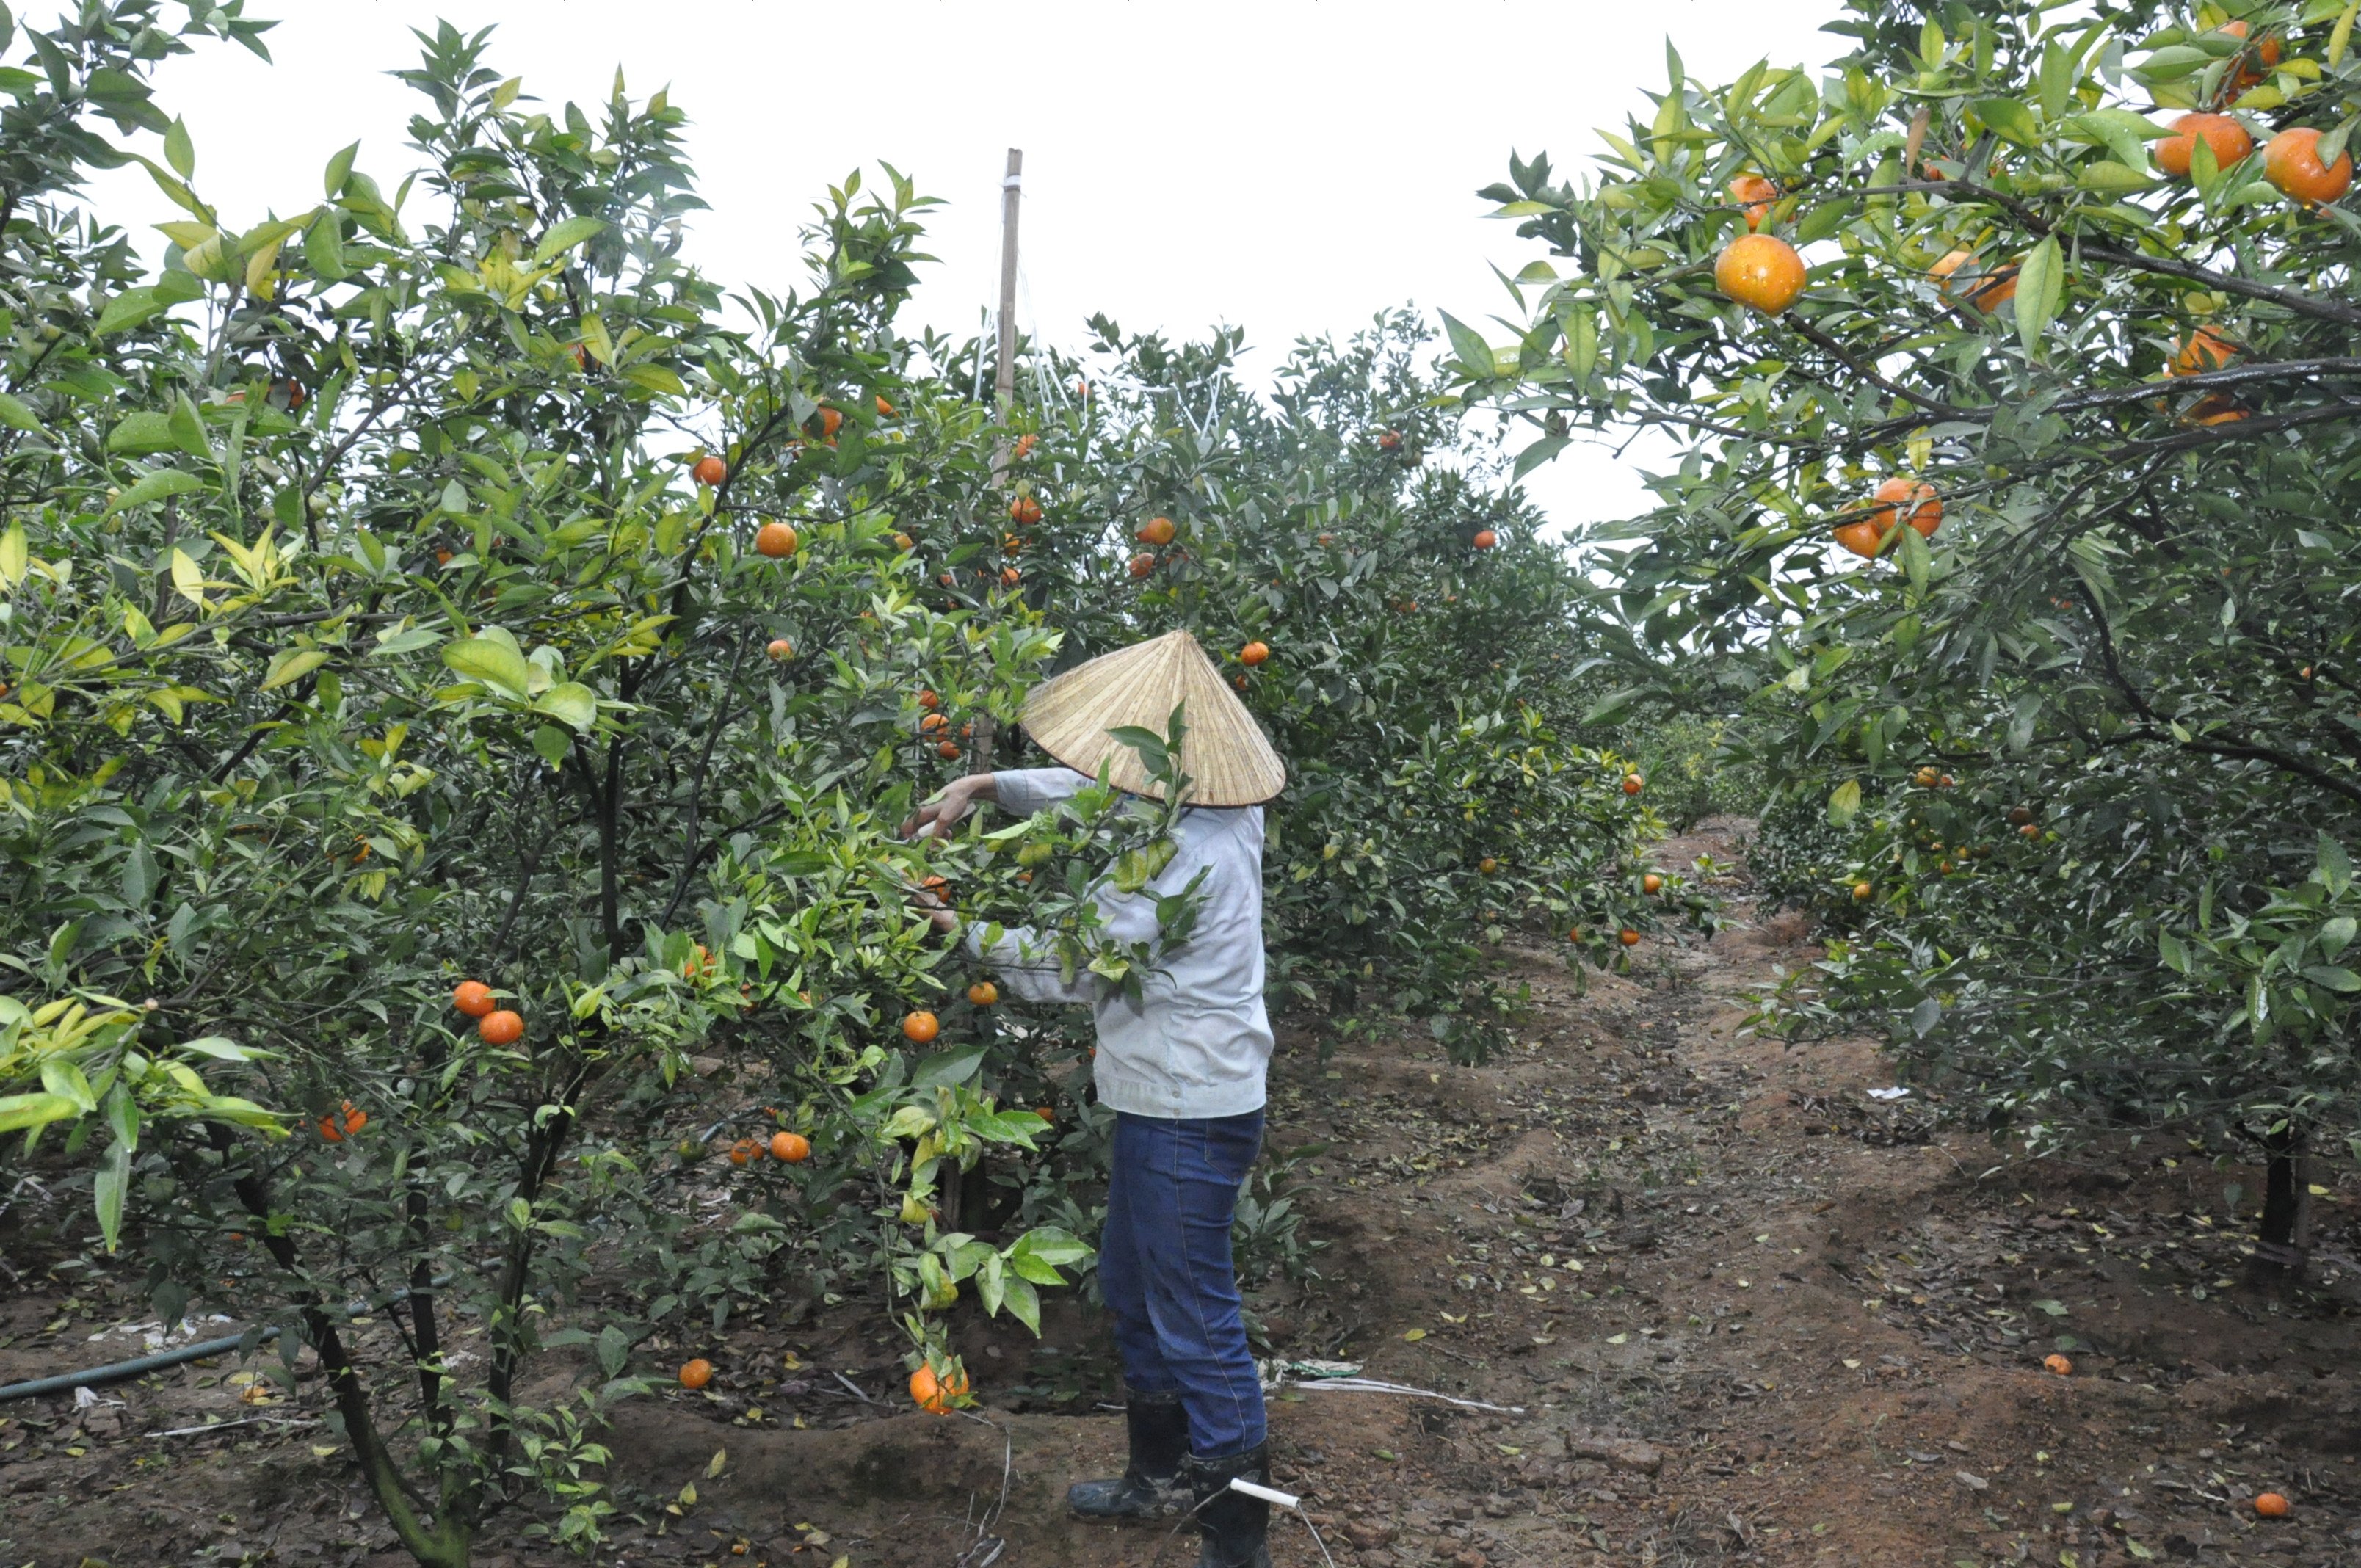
{"left": 7, "top": 818, "right": 2360, "bottom": 1567}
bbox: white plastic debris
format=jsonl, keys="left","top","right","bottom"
{"left": 1866, "top": 1086, "right": 1912, "bottom": 1101}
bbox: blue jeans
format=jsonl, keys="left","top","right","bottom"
{"left": 1098, "top": 1109, "right": 1266, "bottom": 1459}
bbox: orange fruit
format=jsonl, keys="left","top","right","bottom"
{"left": 1035, "top": 1106, "right": 1056, "bottom": 1122}
{"left": 2155, "top": 112, "right": 2252, "bottom": 178}
{"left": 875, "top": 394, "right": 896, "bottom": 416}
{"left": 2019, "top": 823, "right": 2041, "bottom": 839}
{"left": 1938, "top": 774, "right": 1956, "bottom": 788}
{"left": 1852, "top": 881, "right": 1871, "bottom": 900}
{"left": 1478, "top": 857, "right": 1499, "bottom": 874}
{"left": 2264, "top": 126, "right": 2351, "bottom": 203}
{"left": 968, "top": 981, "right": 998, "bottom": 1006}
{"left": 679, "top": 1358, "right": 713, "bottom": 1390}
{"left": 920, "top": 712, "right": 949, "bottom": 733}
{"left": 728, "top": 1139, "right": 752, "bottom": 1166}
{"left": 1009, "top": 495, "right": 1042, "bottom": 526}
{"left": 1240, "top": 641, "right": 1269, "bottom": 666}
{"left": 902, "top": 1010, "right": 940, "bottom": 1044}
{"left": 1729, "top": 173, "right": 1777, "bottom": 230}
{"left": 766, "top": 637, "right": 794, "bottom": 661}
{"left": 341, "top": 1104, "right": 367, "bottom": 1136}
{"left": 917, "top": 689, "right": 940, "bottom": 710}
{"left": 769, "top": 1131, "right": 810, "bottom": 1163}
{"left": 1136, "top": 515, "right": 1177, "bottom": 546}
{"left": 2182, "top": 393, "right": 2249, "bottom": 426}
{"left": 2042, "top": 1354, "right": 2072, "bottom": 1376}
{"left": 1127, "top": 553, "right": 1155, "bottom": 579}
{"left": 1618, "top": 928, "right": 1642, "bottom": 947}
{"left": 1472, "top": 529, "right": 1498, "bottom": 550}
{"left": 1378, "top": 429, "right": 1402, "bottom": 451}
{"left": 1865, "top": 478, "right": 1943, "bottom": 542}
{"left": 909, "top": 1362, "right": 968, "bottom": 1415}
{"left": 1642, "top": 873, "right": 1664, "bottom": 895}
{"left": 2220, "top": 21, "right": 2282, "bottom": 91}
{"left": 1714, "top": 233, "right": 1807, "bottom": 315}
{"left": 435, "top": 548, "right": 452, "bottom": 565}
{"left": 893, "top": 531, "right": 915, "bottom": 551}
{"left": 2172, "top": 325, "right": 2240, "bottom": 376}
{"left": 1929, "top": 249, "right": 2019, "bottom": 312}
{"left": 1000, "top": 566, "right": 1020, "bottom": 587}
{"left": 1567, "top": 928, "right": 1584, "bottom": 943}
{"left": 1833, "top": 519, "right": 1888, "bottom": 559}
{"left": 2254, "top": 1492, "right": 2290, "bottom": 1518}
{"left": 1915, "top": 766, "right": 1940, "bottom": 787}
{"left": 453, "top": 980, "right": 496, "bottom": 1017}
{"left": 1622, "top": 773, "right": 1644, "bottom": 796}
{"left": 692, "top": 455, "right": 727, "bottom": 487}
{"left": 478, "top": 1009, "right": 523, "bottom": 1045}
{"left": 937, "top": 740, "right": 960, "bottom": 758}
{"left": 754, "top": 521, "right": 799, "bottom": 558}
{"left": 1013, "top": 433, "right": 1037, "bottom": 459}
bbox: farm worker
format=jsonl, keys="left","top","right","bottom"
{"left": 903, "top": 628, "right": 1287, "bottom": 1568}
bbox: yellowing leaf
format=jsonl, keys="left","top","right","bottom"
{"left": 1401, "top": 1327, "right": 1427, "bottom": 1341}
{"left": 261, "top": 648, "right": 330, "bottom": 691}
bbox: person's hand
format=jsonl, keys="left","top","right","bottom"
{"left": 902, "top": 775, "right": 984, "bottom": 841}
{"left": 907, "top": 882, "right": 960, "bottom": 934}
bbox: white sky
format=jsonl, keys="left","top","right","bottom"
{"left": 79, "top": 0, "right": 1841, "bottom": 532}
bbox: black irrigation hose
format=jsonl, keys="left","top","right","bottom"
{"left": 0, "top": 1273, "right": 459, "bottom": 1405}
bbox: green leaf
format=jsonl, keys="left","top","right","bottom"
{"left": 308, "top": 209, "right": 348, "bottom": 281}
{"left": 534, "top": 215, "right": 606, "bottom": 264}
{"left": 617, "top": 363, "right": 686, "bottom": 397}
{"left": 998, "top": 1273, "right": 1042, "bottom": 1334}
{"left": 106, "top": 468, "right": 206, "bottom": 515}
{"left": 177, "top": 1036, "right": 262, "bottom": 1061}
{"left": 442, "top": 635, "right": 534, "bottom": 700}
{"left": 1437, "top": 311, "right": 1497, "bottom": 380}
{"left": 2014, "top": 235, "right": 2063, "bottom": 356}
{"left": 163, "top": 115, "right": 195, "bottom": 178}
{"left": 107, "top": 411, "right": 181, "bottom": 454}
{"left": 533, "top": 680, "right": 598, "bottom": 732}
{"left": 1827, "top": 778, "right": 1863, "bottom": 825}
{"left": 260, "top": 647, "right": 330, "bottom": 691}
{"left": 532, "top": 724, "right": 573, "bottom": 766}
{"left": 912, "top": 1046, "right": 985, "bottom": 1088}
{"left": 96, "top": 286, "right": 170, "bottom": 335}
{"left": 2078, "top": 161, "right": 2154, "bottom": 194}
{"left": 1970, "top": 96, "right": 2042, "bottom": 148}
{"left": 1512, "top": 435, "right": 1569, "bottom": 480}
{"left": 0, "top": 1092, "right": 81, "bottom": 1134}
{"left": 0, "top": 390, "right": 40, "bottom": 433}
{"left": 324, "top": 140, "right": 358, "bottom": 196}
{"left": 2300, "top": 965, "right": 2361, "bottom": 992}
{"left": 93, "top": 1140, "right": 130, "bottom": 1252}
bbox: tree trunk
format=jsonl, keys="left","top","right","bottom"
{"left": 2246, "top": 1126, "right": 2310, "bottom": 1287}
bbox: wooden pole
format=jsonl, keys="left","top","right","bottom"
{"left": 993, "top": 148, "right": 1023, "bottom": 419}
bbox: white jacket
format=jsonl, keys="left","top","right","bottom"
{"left": 961, "top": 767, "right": 1273, "bottom": 1119}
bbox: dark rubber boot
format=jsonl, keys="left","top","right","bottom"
{"left": 1066, "top": 1386, "right": 1188, "bottom": 1521}
{"left": 1181, "top": 1443, "right": 1273, "bottom": 1568}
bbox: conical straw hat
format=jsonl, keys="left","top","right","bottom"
{"left": 1020, "top": 629, "right": 1285, "bottom": 806}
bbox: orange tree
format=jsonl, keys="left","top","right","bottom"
{"left": 0, "top": 11, "right": 1095, "bottom": 1562}
{"left": 1456, "top": 0, "right": 2361, "bottom": 1269}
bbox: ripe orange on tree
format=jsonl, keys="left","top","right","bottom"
{"left": 1012, "top": 432, "right": 1037, "bottom": 460}
{"left": 1642, "top": 873, "right": 1664, "bottom": 895}
{"left": 2155, "top": 112, "right": 2252, "bottom": 178}
{"left": 1713, "top": 233, "right": 1806, "bottom": 315}
{"left": 678, "top": 1358, "right": 714, "bottom": 1390}
{"left": 2020, "top": 823, "right": 2042, "bottom": 839}
{"left": 754, "top": 521, "right": 799, "bottom": 558}
{"left": 874, "top": 394, "right": 896, "bottom": 416}
{"left": 1618, "top": 928, "right": 1642, "bottom": 947}
{"left": 2172, "top": 325, "right": 2239, "bottom": 376}
{"left": 1127, "top": 552, "right": 1156, "bottom": 579}
{"left": 1478, "top": 857, "right": 1498, "bottom": 874}
{"left": 769, "top": 1130, "right": 810, "bottom": 1163}
{"left": 452, "top": 980, "right": 496, "bottom": 1017}
{"left": 920, "top": 712, "right": 949, "bottom": 734}
{"left": 2263, "top": 127, "right": 2351, "bottom": 204}
{"left": 2254, "top": 1492, "right": 2291, "bottom": 1518}
{"left": 1729, "top": 173, "right": 1777, "bottom": 229}
{"left": 1852, "top": 881, "right": 1872, "bottom": 900}
{"left": 1035, "top": 1106, "right": 1056, "bottom": 1122}
{"left": 1377, "top": 429, "right": 1402, "bottom": 451}
{"left": 1136, "top": 515, "right": 1176, "bottom": 547}
{"left": 1009, "top": 494, "right": 1042, "bottom": 526}
{"left": 478, "top": 1009, "right": 524, "bottom": 1045}
{"left": 692, "top": 454, "right": 727, "bottom": 487}
{"left": 2218, "top": 19, "right": 2282, "bottom": 92}
{"left": 1929, "top": 249, "right": 2018, "bottom": 313}
{"left": 967, "top": 981, "right": 998, "bottom": 1006}
{"left": 937, "top": 740, "right": 960, "bottom": 758}
{"left": 766, "top": 637, "right": 794, "bottom": 661}
{"left": 1240, "top": 640, "right": 1269, "bottom": 666}
{"left": 317, "top": 1100, "right": 367, "bottom": 1141}
{"left": 1915, "top": 766, "right": 1940, "bottom": 787}
{"left": 909, "top": 1361, "right": 968, "bottom": 1415}
{"left": 893, "top": 531, "right": 915, "bottom": 551}
{"left": 902, "top": 1010, "right": 940, "bottom": 1044}
{"left": 1622, "top": 772, "right": 1644, "bottom": 796}
{"left": 1472, "top": 528, "right": 1498, "bottom": 550}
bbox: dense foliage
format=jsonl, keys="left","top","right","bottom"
{"left": 0, "top": 7, "right": 1670, "bottom": 1561}
{"left": 1457, "top": 0, "right": 2361, "bottom": 1264}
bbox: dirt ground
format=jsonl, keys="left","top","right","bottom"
{"left": 7, "top": 816, "right": 2361, "bottom": 1567}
